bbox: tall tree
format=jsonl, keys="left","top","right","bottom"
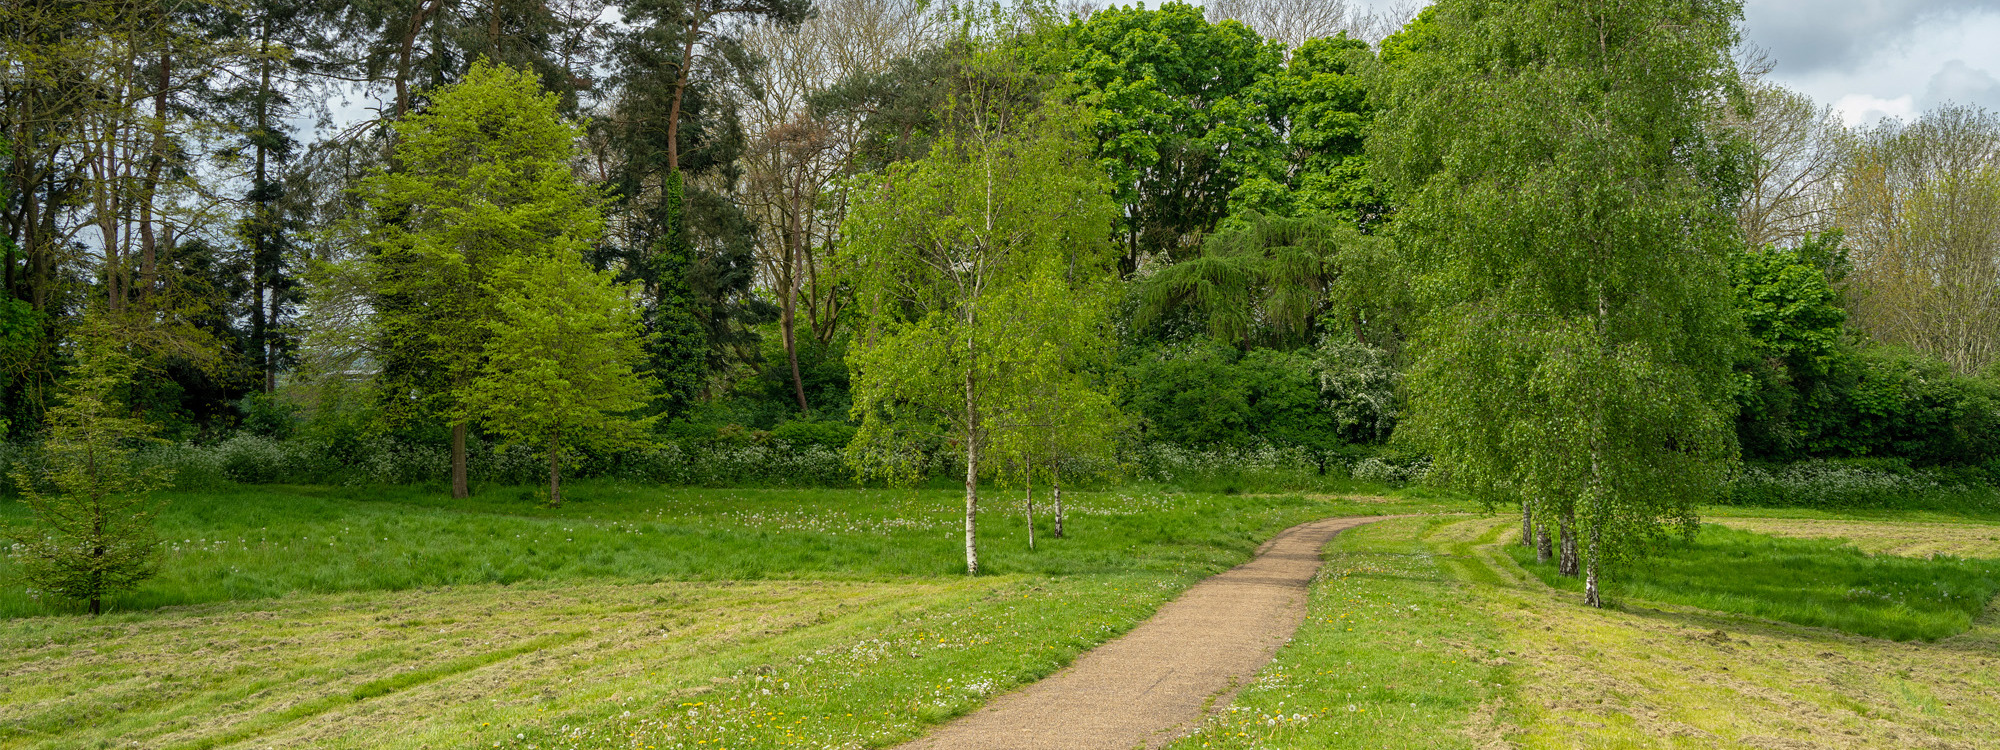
{"left": 1051, "top": 2, "right": 1282, "bottom": 274}
{"left": 596, "top": 0, "right": 807, "bottom": 417}
{"left": 737, "top": 0, "right": 945, "bottom": 411}
{"left": 1376, "top": 0, "right": 1746, "bottom": 607}
{"left": 1728, "top": 80, "right": 1847, "bottom": 249}
{"left": 362, "top": 61, "right": 599, "bottom": 498}
{"left": 841, "top": 93, "right": 1116, "bottom": 574}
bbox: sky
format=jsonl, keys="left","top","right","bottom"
{"left": 1742, "top": 0, "right": 2000, "bottom": 126}
{"left": 1342, "top": 0, "right": 2000, "bottom": 127}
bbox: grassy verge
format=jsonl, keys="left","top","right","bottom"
{"left": 1508, "top": 525, "right": 2000, "bottom": 641}
{"left": 1165, "top": 516, "right": 1514, "bottom": 749}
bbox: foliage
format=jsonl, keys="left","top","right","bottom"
{"left": 455, "top": 250, "right": 656, "bottom": 506}
{"left": 1722, "top": 459, "right": 2000, "bottom": 513}
{"left": 1837, "top": 104, "right": 2000, "bottom": 376}
{"left": 362, "top": 61, "right": 604, "bottom": 497}
{"left": 1511, "top": 524, "right": 2000, "bottom": 641}
{"left": 1121, "top": 338, "right": 1397, "bottom": 457}
{"left": 1049, "top": 2, "right": 1283, "bottom": 271}
{"left": 3, "top": 324, "right": 172, "bottom": 615}
{"left": 1378, "top": 0, "right": 1749, "bottom": 605}
{"left": 1135, "top": 211, "right": 1399, "bottom": 348}
{"left": 1229, "top": 34, "right": 1387, "bottom": 227}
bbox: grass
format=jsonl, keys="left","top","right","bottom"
{"left": 1507, "top": 524, "right": 2000, "bottom": 641}
{"left": 0, "top": 480, "right": 1467, "bottom": 749}
{"left": 1164, "top": 516, "right": 1514, "bottom": 750}
{"left": 10, "top": 479, "right": 2000, "bottom": 749}
{"left": 0, "top": 479, "right": 1445, "bottom": 618}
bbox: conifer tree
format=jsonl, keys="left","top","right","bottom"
{"left": 5, "top": 319, "right": 171, "bottom": 615}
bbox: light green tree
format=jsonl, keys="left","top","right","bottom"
{"left": 1374, "top": 0, "right": 1746, "bottom": 606}
{"left": 455, "top": 251, "right": 655, "bottom": 507}
{"left": 363, "top": 60, "right": 603, "bottom": 499}
{"left": 5, "top": 319, "right": 172, "bottom": 615}
{"left": 984, "top": 256, "right": 1125, "bottom": 546}
{"left": 840, "top": 100, "right": 1117, "bottom": 574}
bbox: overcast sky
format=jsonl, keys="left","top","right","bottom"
{"left": 1744, "top": 0, "right": 2000, "bottom": 126}
{"left": 1330, "top": 0, "right": 2000, "bottom": 127}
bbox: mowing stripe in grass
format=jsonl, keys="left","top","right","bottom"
{"left": 164, "top": 631, "right": 588, "bottom": 750}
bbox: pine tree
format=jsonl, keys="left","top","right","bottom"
{"left": 5, "top": 319, "right": 171, "bottom": 615}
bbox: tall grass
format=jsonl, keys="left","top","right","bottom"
{"left": 0, "top": 481, "right": 1440, "bottom": 618}
{"left": 1510, "top": 525, "right": 2000, "bottom": 641}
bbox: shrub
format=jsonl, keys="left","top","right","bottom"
{"left": 1722, "top": 459, "right": 2000, "bottom": 513}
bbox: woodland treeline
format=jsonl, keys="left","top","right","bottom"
{"left": 4, "top": 0, "right": 1999, "bottom": 494}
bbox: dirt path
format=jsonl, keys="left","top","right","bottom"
{"left": 895, "top": 515, "right": 1386, "bottom": 750}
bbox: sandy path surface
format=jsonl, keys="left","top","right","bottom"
{"left": 894, "top": 515, "right": 1385, "bottom": 750}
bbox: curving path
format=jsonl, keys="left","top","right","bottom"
{"left": 895, "top": 515, "right": 1386, "bottom": 750}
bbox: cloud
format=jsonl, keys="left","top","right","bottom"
{"left": 1744, "top": 0, "right": 1992, "bottom": 76}
{"left": 1832, "top": 93, "right": 1918, "bottom": 127}
{"left": 1923, "top": 59, "right": 2000, "bottom": 110}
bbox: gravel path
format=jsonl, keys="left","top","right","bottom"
{"left": 894, "top": 515, "right": 1385, "bottom": 750}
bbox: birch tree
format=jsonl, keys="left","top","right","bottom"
{"left": 1376, "top": 0, "right": 1745, "bottom": 607}
{"left": 841, "top": 98, "right": 1115, "bottom": 574}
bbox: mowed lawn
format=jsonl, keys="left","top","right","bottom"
{"left": 0, "top": 481, "right": 1456, "bottom": 749}
{"left": 7, "top": 485, "right": 2000, "bottom": 749}
{"left": 1175, "top": 514, "right": 2000, "bottom": 750}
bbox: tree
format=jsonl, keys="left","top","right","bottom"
{"left": 1728, "top": 81, "right": 1847, "bottom": 249}
{"left": 1229, "top": 35, "right": 1387, "bottom": 228}
{"left": 984, "top": 241, "right": 1123, "bottom": 543}
{"left": 841, "top": 94, "right": 1116, "bottom": 574}
{"left": 1134, "top": 211, "right": 1398, "bottom": 350}
{"left": 1837, "top": 104, "right": 2000, "bottom": 377}
{"left": 1376, "top": 0, "right": 1746, "bottom": 607}
{"left": 456, "top": 251, "right": 654, "bottom": 506}
{"left": 4, "top": 319, "right": 171, "bottom": 615}
{"left": 738, "top": 0, "right": 947, "bottom": 412}
{"left": 1204, "top": 0, "right": 1413, "bottom": 49}
{"left": 363, "top": 61, "right": 599, "bottom": 498}
{"left": 1051, "top": 3, "right": 1282, "bottom": 274}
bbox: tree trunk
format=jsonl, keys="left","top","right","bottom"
{"left": 451, "top": 423, "right": 469, "bottom": 498}
{"left": 1052, "top": 464, "right": 1064, "bottom": 539}
{"left": 1558, "top": 507, "right": 1579, "bottom": 577}
{"left": 963, "top": 422, "right": 978, "bottom": 576}
{"left": 1584, "top": 522, "right": 1603, "bottom": 607}
{"left": 1025, "top": 455, "right": 1034, "bottom": 552}
{"left": 1536, "top": 522, "right": 1553, "bottom": 563}
{"left": 1520, "top": 502, "right": 1533, "bottom": 547}
{"left": 548, "top": 430, "right": 562, "bottom": 508}
{"left": 782, "top": 286, "right": 807, "bottom": 412}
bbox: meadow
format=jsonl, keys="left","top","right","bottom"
{"left": 4, "top": 483, "right": 1999, "bottom": 749}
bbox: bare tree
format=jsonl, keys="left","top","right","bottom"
{"left": 1729, "top": 81, "right": 1849, "bottom": 249}
{"left": 1205, "top": 0, "right": 1415, "bottom": 48}
{"left": 736, "top": 0, "right": 947, "bottom": 410}
{"left": 1837, "top": 104, "right": 2000, "bottom": 376}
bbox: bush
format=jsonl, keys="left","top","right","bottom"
{"left": 1722, "top": 459, "right": 2000, "bottom": 513}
